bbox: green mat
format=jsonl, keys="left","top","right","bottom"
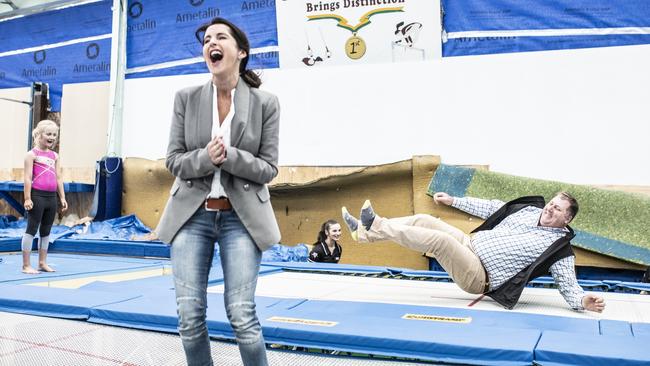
{"left": 427, "top": 164, "right": 650, "bottom": 266}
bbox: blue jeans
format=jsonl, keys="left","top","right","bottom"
{"left": 171, "top": 208, "right": 268, "bottom": 366}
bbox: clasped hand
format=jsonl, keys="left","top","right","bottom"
{"left": 207, "top": 135, "right": 226, "bottom": 166}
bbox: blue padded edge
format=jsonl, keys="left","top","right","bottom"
{"left": 90, "top": 293, "right": 541, "bottom": 365}
{"left": 262, "top": 262, "right": 641, "bottom": 293}
{"left": 535, "top": 330, "right": 650, "bottom": 366}
{"left": 51, "top": 239, "right": 170, "bottom": 258}
{"left": 599, "top": 320, "right": 632, "bottom": 336}
{"left": 0, "top": 181, "right": 93, "bottom": 192}
{"left": 265, "top": 298, "right": 597, "bottom": 335}
{"left": 209, "top": 265, "right": 281, "bottom": 285}
{"left": 88, "top": 294, "right": 305, "bottom": 337}
{"left": 78, "top": 275, "right": 175, "bottom": 294}
{"left": 631, "top": 323, "right": 650, "bottom": 338}
{"left": 0, "top": 284, "right": 141, "bottom": 320}
{"left": 261, "top": 300, "right": 541, "bottom": 366}
{"left": 0, "top": 253, "right": 167, "bottom": 284}
{"left": 262, "top": 261, "right": 452, "bottom": 277}
{"left": 89, "top": 293, "right": 180, "bottom": 334}
{"left": 144, "top": 243, "right": 170, "bottom": 258}
{"left": 0, "top": 237, "right": 20, "bottom": 251}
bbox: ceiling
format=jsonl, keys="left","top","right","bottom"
{"left": 0, "top": 0, "right": 87, "bottom": 20}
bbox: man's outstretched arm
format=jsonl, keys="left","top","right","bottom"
{"left": 433, "top": 192, "right": 505, "bottom": 219}
{"left": 550, "top": 257, "right": 605, "bottom": 312}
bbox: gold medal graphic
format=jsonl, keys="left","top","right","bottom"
{"left": 308, "top": 7, "right": 404, "bottom": 61}
{"left": 345, "top": 34, "right": 366, "bottom": 60}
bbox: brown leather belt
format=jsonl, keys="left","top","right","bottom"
{"left": 205, "top": 197, "right": 232, "bottom": 211}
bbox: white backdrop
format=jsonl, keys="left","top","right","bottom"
{"left": 121, "top": 44, "right": 650, "bottom": 185}
{"left": 276, "top": 0, "right": 439, "bottom": 68}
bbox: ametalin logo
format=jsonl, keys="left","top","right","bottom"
{"left": 73, "top": 42, "right": 109, "bottom": 73}
{"left": 86, "top": 43, "right": 100, "bottom": 59}
{"left": 33, "top": 50, "right": 46, "bottom": 64}
{"left": 129, "top": 1, "right": 143, "bottom": 18}
{"left": 176, "top": 6, "right": 219, "bottom": 23}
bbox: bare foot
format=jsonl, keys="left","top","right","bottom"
{"left": 131, "top": 232, "right": 158, "bottom": 241}
{"left": 38, "top": 264, "right": 56, "bottom": 272}
{"left": 22, "top": 266, "right": 39, "bottom": 274}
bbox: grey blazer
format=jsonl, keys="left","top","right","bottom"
{"left": 156, "top": 78, "right": 281, "bottom": 251}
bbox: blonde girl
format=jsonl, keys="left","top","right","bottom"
{"left": 21, "top": 120, "right": 67, "bottom": 274}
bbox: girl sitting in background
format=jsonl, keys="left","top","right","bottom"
{"left": 309, "top": 219, "right": 343, "bottom": 263}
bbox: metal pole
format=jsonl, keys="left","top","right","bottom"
{"left": 106, "top": 0, "right": 126, "bottom": 157}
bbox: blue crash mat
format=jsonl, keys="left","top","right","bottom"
{"left": 0, "top": 284, "right": 141, "bottom": 319}
{"left": 632, "top": 323, "right": 650, "bottom": 338}
{"left": 51, "top": 239, "right": 170, "bottom": 258}
{"left": 535, "top": 330, "right": 650, "bottom": 366}
{"left": 0, "top": 253, "right": 167, "bottom": 284}
{"left": 0, "top": 253, "right": 649, "bottom": 365}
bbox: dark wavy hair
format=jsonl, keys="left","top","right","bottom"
{"left": 195, "top": 17, "right": 261, "bottom": 88}
{"left": 317, "top": 219, "right": 339, "bottom": 244}
{"left": 557, "top": 191, "right": 579, "bottom": 222}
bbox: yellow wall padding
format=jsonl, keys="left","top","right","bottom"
{"left": 121, "top": 157, "right": 174, "bottom": 230}
{"left": 120, "top": 156, "right": 440, "bottom": 269}
{"left": 271, "top": 157, "right": 439, "bottom": 269}
{"left": 118, "top": 156, "right": 644, "bottom": 271}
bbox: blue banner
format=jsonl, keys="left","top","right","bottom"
{"left": 0, "top": 38, "right": 111, "bottom": 110}
{"left": 1, "top": 0, "right": 280, "bottom": 109}
{"left": 126, "top": 49, "right": 279, "bottom": 79}
{"left": 0, "top": 0, "right": 112, "bottom": 54}
{"left": 442, "top": 0, "right": 650, "bottom": 57}
{"left": 126, "top": 0, "right": 279, "bottom": 74}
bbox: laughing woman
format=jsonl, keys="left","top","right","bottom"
{"left": 156, "top": 17, "right": 280, "bottom": 366}
{"left": 309, "top": 219, "right": 343, "bottom": 263}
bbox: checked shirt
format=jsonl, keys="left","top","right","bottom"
{"left": 452, "top": 197, "right": 585, "bottom": 309}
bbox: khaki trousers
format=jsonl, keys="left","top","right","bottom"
{"left": 358, "top": 214, "right": 487, "bottom": 294}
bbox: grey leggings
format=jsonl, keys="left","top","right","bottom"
{"left": 25, "top": 189, "right": 57, "bottom": 237}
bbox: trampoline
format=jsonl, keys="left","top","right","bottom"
{"left": 1, "top": 249, "right": 649, "bottom": 366}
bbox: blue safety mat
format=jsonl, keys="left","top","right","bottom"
{"left": 0, "top": 252, "right": 167, "bottom": 284}
{"left": 0, "top": 266, "right": 649, "bottom": 365}
{"left": 632, "top": 323, "right": 650, "bottom": 338}
{"left": 535, "top": 330, "right": 650, "bottom": 366}
{"left": 1, "top": 253, "right": 649, "bottom": 365}
{"left": 0, "top": 284, "right": 142, "bottom": 320}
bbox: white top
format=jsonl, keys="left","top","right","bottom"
{"left": 208, "top": 84, "right": 235, "bottom": 199}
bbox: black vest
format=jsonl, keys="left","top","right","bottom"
{"left": 472, "top": 196, "right": 575, "bottom": 309}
